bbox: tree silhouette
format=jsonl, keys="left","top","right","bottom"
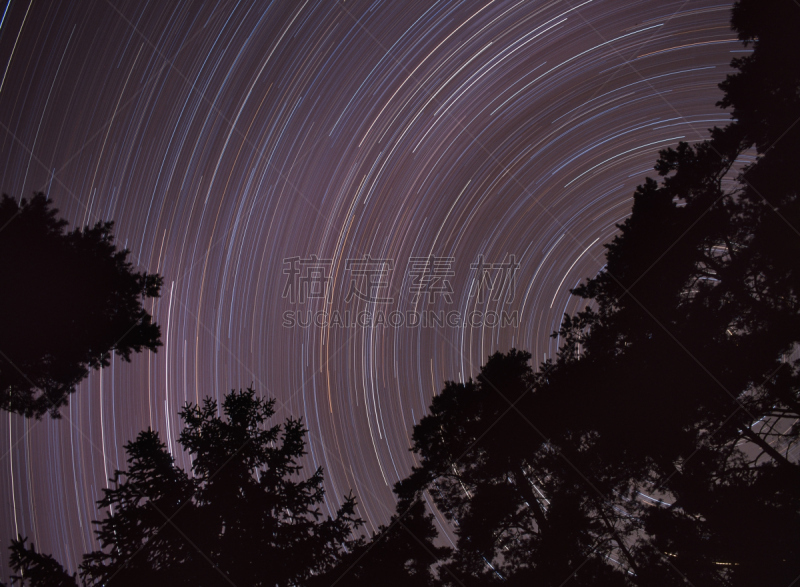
{"left": 312, "top": 499, "right": 449, "bottom": 587}
{"left": 397, "top": 0, "right": 800, "bottom": 584}
{"left": 553, "top": 0, "right": 800, "bottom": 582}
{"left": 396, "top": 351, "right": 629, "bottom": 586}
{"left": 78, "top": 429, "right": 200, "bottom": 586}
{"left": 5, "top": 388, "right": 363, "bottom": 586}
{"left": 0, "top": 193, "right": 162, "bottom": 418}
{"left": 3, "top": 537, "right": 78, "bottom": 587}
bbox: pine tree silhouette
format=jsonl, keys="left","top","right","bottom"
{"left": 0, "top": 193, "right": 162, "bottom": 418}
{"left": 6, "top": 389, "right": 362, "bottom": 586}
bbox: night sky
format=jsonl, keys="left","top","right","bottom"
{"left": 0, "top": 0, "right": 741, "bottom": 578}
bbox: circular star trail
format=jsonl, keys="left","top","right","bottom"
{"left": 0, "top": 0, "right": 740, "bottom": 577}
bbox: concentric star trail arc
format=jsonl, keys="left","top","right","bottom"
{"left": 0, "top": 0, "right": 738, "bottom": 577}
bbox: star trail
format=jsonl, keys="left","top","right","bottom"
{"left": 0, "top": 0, "right": 739, "bottom": 578}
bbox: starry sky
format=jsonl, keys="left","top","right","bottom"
{"left": 0, "top": 0, "right": 742, "bottom": 578}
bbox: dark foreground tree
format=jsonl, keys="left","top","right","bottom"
{"left": 3, "top": 538, "right": 78, "bottom": 587}
{"left": 0, "top": 194, "right": 162, "bottom": 418}
{"left": 550, "top": 0, "right": 800, "bottom": 583}
{"left": 396, "top": 351, "right": 629, "bottom": 587}
{"left": 4, "top": 388, "right": 362, "bottom": 586}
{"left": 312, "top": 498, "right": 449, "bottom": 587}
{"left": 398, "top": 0, "right": 800, "bottom": 585}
